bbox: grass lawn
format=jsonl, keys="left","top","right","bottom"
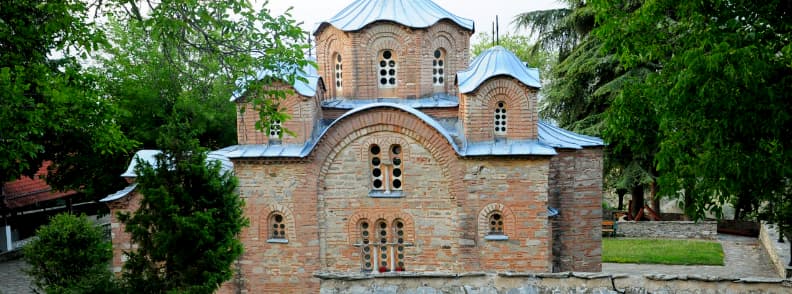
{"left": 602, "top": 238, "right": 724, "bottom": 265}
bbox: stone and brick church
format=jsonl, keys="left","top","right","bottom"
{"left": 103, "top": 0, "right": 605, "bottom": 292}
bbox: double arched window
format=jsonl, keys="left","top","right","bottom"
{"left": 432, "top": 49, "right": 445, "bottom": 86}
{"left": 369, "top": 144, "right": 404, "bottom": 194}
{"left": 378, "top": 50, "right": 397, "bottom": 88}
{"left": 494, "top": 101, "right": 507, "bottom": 136}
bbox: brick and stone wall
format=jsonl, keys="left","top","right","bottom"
{"left": 549, "top": 148, "right": 603, "bottom": 272}
{"left": 617, "top": 221, "right": 717, "bottom": 240}
{"left": 315, "top": 20, "right": 471, "bottom": 100}
{"left": 316, "top": 271, "right": 792, "bottom": 293}
{"left": 236, "top": 82, "right": 323, "bottom": 145}
{"left": 459, "top": 77, "right": 539, "bottom": 143}
{"left": 106, "top": 190, "right": 142, "bottom": 274}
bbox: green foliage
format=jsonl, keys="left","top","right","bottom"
{"left": 594, "top": 0, "right": 792, "bottom": 223}
{"left": 119, "top": 150, "right": 247, "bottom": 293}
{"left": 0, "top": 0, "right": 135, "bottom": 198}
{"left": 23, "top": 213, "right": 119, "bottom": 294}
{"left": 602, "top": 238, "right": 724, "bottom": 265}
{"left": 100, "top": 0, "right": 311, "bottom": 146}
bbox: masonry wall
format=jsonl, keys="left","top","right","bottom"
{"left": 315, "top": 20, "right": 472, "bottom": 100}
{"left": 107, "top": 190, "right": 142, "bottom": 274}
{"left": 236, "top": 82, "right": 322, "bottom": 145}
{"left": 222, "top": 159, "right": 322, "bottom": 293}
{"left": 462, "top": 158, "right": 552, "bottom": 272}
{"left": 549, "top": 148, "right": 603, "bottom": 272}
{"left": 459, "top": 77, "right": 539, "bottom": 143}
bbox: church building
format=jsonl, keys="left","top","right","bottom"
{"left": 103, "top": 0, "right": 606, "bottom": 292}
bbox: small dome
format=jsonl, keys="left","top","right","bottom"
{"left": 314, "top": 0, "right": 474, "bottom": 35}
{"left": 456, "top": 46, "right": 541, "bottom": 93}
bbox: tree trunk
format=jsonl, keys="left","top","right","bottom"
{"left": 650, "top": 180, "right": 661, "bottom": 215}
{"left": 616, "top": 188, "right": 627, "bottom": 211}
{"left": 630, "top": 184, "right": 645, "bottom": 219}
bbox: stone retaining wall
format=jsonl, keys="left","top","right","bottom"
{"left": 615, "top": 221, "right": 717, "bottom": 239}
{"left": 759, "top": 222, "right": 791, "bottom": 278}
{"left": 317, "top": 272, "right": 791, "bottom": 293}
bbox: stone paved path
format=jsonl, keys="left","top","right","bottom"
{"left": 603, "top": 234, "right": 780, "bottom": 278}
{"left": 0, "top": 257, "right": 33, "bottom": 294}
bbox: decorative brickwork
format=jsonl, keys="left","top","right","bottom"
{"left": 459, "top": 77, "right": 539, "bottom": 142}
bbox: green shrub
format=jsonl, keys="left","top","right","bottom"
{"left": 23, "top": 213, "right": 119, "bottom": 293}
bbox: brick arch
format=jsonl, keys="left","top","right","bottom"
{"left": 477, "top": 77, "right": 538, "bottom": 140}
{"left": 477, "top": 202, "right": 517, "bottom": 239}
{"left": 359, "top": 23, "right": 411, "bottom": 55}
{"left": 357, "top": 135, "right": 411, "bottom": 161}
{"left": 346, "top": 210, "right": 416, "bottom": 245}
{"left": 312, "top": 107, "right": 464, "bottom": 202}
{"left": 318, "top": 31, "right": 347, "bottom": 97}
{"left": 257, "top": 203, "right": 298, "bottom": 241}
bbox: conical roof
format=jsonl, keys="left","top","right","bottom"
{"left": 314, "top": 0, "right": 474, "bottom": 35}
{"left": 456, "top": 46, "right": 541, "bottom": 93}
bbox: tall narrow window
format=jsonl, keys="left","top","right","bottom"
{"left": 432, "top": 49, "right": 444, "bottom": 86}
{"left": 270, "top": 213, "right": 286, "bottom": 240}
{"left": 269, "top": 120, "right": 282, "bottom": 139}
{"left": 370, "top": 145, "right": 383, "bottom": 190}
{"left": 359, "top": 220, "right": 372, "bottom": 271}
{"left": 393, "top": 219, "right": 405, "bottom": 270}
{"left": 376, "top": 221, "right": 389, "bottom": 271}
{"left": 390, "top": 145, "right": 402, "bottom": 191}
{"left": 378, "top": 50, "right": 397, "bottom": 88}
{"left": 494, "top": 102, "right": 507, "bottom": 136}
{"left": 488, "top": 212, "right": 504, "bottom": 235}
{"left": 334, "top": 54, "right": 343, "bottom": 91}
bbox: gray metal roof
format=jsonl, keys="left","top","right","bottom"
{"left": 99, "top": 183, "right": 137, "bottom": 203}
{"left": 222, "top": 103, "right": 565, "bottom": 159}
{"left": 121, "top": 150, "right": 161, "bottom": 178}
{"left": 456, "top": 46, "right": 542, "bottom": 94}
{"left": 537, "top": 120, "right": 605, "bottom": 149}
{"left": 230, "top": 60, "right": 321, "bottom": 102}
{"left": 321, "top": 94, "right": 458, "bottom": 109}
{"left": 314, "top": 0, "right": 474, "bottom": 35}
{"left": 120, "top": 150, "right": 234, "bottom": 178}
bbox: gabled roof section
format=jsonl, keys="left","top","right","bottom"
{"left": 2, "top": 162, "right": 77, "bottom": 208}
{"left": 314, "top": 0, "right": 474, "bottom": 35}
{"left": 456, "top": 46, "right": 541, "bottom": 94}
{"left": 230, "top": 60, "right": 322, "bottom": 102}
{"left": 537, "top": 120, "right": 605, "bottom": 149}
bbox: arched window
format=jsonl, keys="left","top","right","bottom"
{"left": 488, "top": 212, "right": 504, "bottom": 235}
{"left": 432, "top": 49, "right": 445, "bottom": 86}
{"left": 378, "top": 50, "right": 397, "bottom": 88}
{"left": 359, "top": 220, "right": 372, "bottom": 271}
{"left": 269, "top": 120, "right": 282, "bottom": 140}
{"left": 334, "top": 53, "right": 343, "bottom": 92}
{"left": 376, "top": 220, "right": 389, "bottom": 271}
{"left": 370, "top": 144, "right": 383, "bottom": 191}
{"left": 392, "top": 219, "right": 406, "bottom": 271}
{"left": 390, "top": 145, "right": 403, "bottom": 191}
{"left": 494, "top": 101, "right": 507, "bottom": 136}
{"left": 269, "top": 212, "right": 286, "bottom": 241}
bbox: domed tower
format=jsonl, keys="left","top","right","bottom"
{"left": 313, "top": 0, "right": 474, "bottom": 100}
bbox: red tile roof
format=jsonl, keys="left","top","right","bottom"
{"left": 2, "top": 162, "right": 76, "bottom": 209}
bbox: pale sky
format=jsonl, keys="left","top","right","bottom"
{"left": 259, "top": 0, "right": 566, "bottom": 37}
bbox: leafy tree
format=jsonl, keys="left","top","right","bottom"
{"left": 118, "top": 149, "right": 247, "bottom": 293}
{"left": 23, "top": 213, "right": 119, "bottom": 294}
{"left": 593, "top": 0, "right": 792, "bottom": 225}
{"left": 0, "top": 0, "right": 135, "bottom": 200}
{"left": 514, "top": 0, "right": 659, "bottom": 215}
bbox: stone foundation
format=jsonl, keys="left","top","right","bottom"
{"left": 616, "top": 221, "right": 717, "bottom": 239}
{"left": 317, "top": 271, "right": 791, "bottom": 293}
{"left": 760, "top": 222, "right": 791, "bottom": 278}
